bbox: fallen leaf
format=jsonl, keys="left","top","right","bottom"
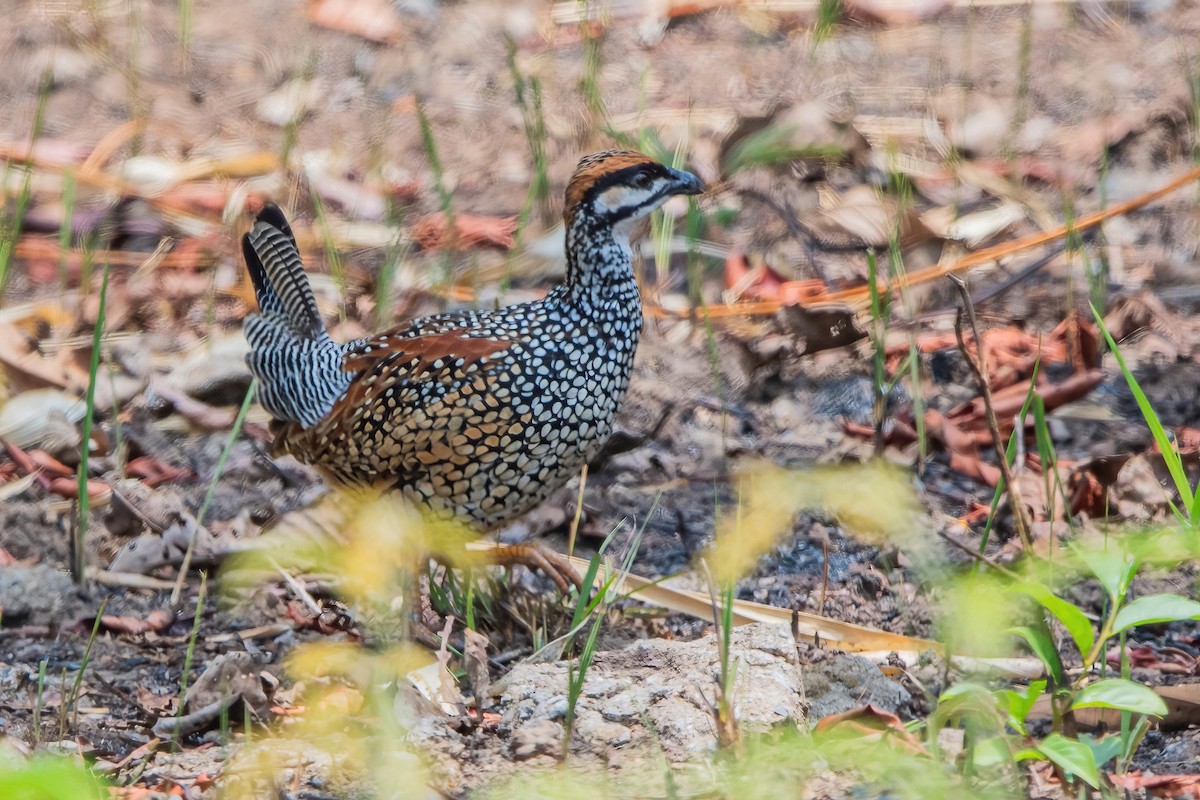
{"left": 307, "top": 0, "right": 404, "bottom": 44}
{"left": 1109, "top": 772, "right": 1200, "bottom": 798}
{"left": 95, "top": 608, "right": 175, "bottom": 635}
{"left": 813, "top": 704, "right": 927, "bottom": 754}
{"left": 411, "top": 213, "right": 519, "bottom": 251}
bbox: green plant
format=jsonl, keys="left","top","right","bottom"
{"left": 709, "top": 579, "right": 739, "bottom": 749}
{"left": 721, "top": 127, "right": 844, "bottom": 176}
{"left": 281, "top": 50, "right": 318, "bottom": 164}
{"left": 884, "top": 158, "right": 927, "bottom": 468}
{"left": 415, "top": 101, "right": 457, "bottom": 293}
{"left": 640, "top": 129, "right": 687, "bottom": 294}
{"left": 950, "top": 542, "right": 1196, "bottom": 790}
{"left": 57, "top": 170, "right": 76, "bottom": 295}
{"left": 75, "top": 262, "right": 111, "bottom": 584}
{"left": 1006, "top": 4, "right": 1034, "bottom": 157}
{"left": 578, "top": 11, "right": 608, "bottom": 134}
{"left": 865, "top": 250, "right": 921, "bottom": 457}
{"left": 33, "top": 658, "right": 48, "bottom": 747}
{"left": 813, "top": 0, "right": 842, "bottom": 44}
{"left": 171, "top": 379, "right": 257, "bottom": 606}
{"left": 63, "top": 597, "right": 107, "bottom": 735}
{"left": 0, "top": 747, "right": 108, "bottom": 800}
{"left": 171, "top": 573, "right": 208, "bottom": 746}
{"left": 0, "top": 69, "right": 51, "bottom": 299}
{"left": 1093, "top": 303, "right": 1200, "bottom": 525}
{"left": 177, "top": 0, "right": 193, "bottom": 63}
{"left": 308, "top": 187, "right": 347, "bottom": 321}
{"left": 562, "top": 520, "right": 647, "bottom": 755}
{"left": 505, "top": 35, "right": 550, "bottom": 225}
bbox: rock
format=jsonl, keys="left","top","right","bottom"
{"left": 498, "top": 623, "right": 806, "bottom": 759}
{"left": 801, "top": 653, "right": 912, "bottom": 723}
{"left": 510, "top": 719, "right": 563, "bottom": 761}
{"left": 0, "top": 565, "right": 88, "bottom": 628}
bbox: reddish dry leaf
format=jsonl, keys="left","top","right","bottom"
{"left": 47, "top": 476, "right": 109, "bottom": 501}
{"left": 150, "top": 380, "right": 237, "bottom": 430}
{"left": 948, "top": 451, "right": 1001, "bottom": 487}
{"left": 97, "top": 608, "right": 175, "bottom": 635}
{"left": 813, "top": 704, "right": 926, "bottom": 754}
{"left": 307, "top": 0, "right": 404, "bottom": 44}
{"left": 775, "top": 280, "right": 830, "bottom": 306}
{"left": 27, "top": 450, "right": 74, "bottom": 478}
{"left": 1175, "top": 427, "right": 1200, "bottom": 454}
{"left": 1109, "top": 773, "right": 1200, "bottom": 798}
{"left": 948, "top": 370, "right": 1104, "bottom": 436}
{"left": 411, "top": 213, "right": 519, "bottom": 251}
{"left": 1107, "top": 644, "right": 1196, "bottom": 675}
{"left": 4, "top": 441, "right": 41, "bottom": 477}
{"left": 126, "top": 456, "right": 192, "bottom": 487}
{"left": 925, "top": 408, "right": 981, "bottom": 455}
{"left": 961, "top": 502, "right": 992, "bottom": 525}
{"left": 843, "top": 0, "right": 954, "bottom": 24}
{"left": 724, "top": 251, "right": 785, "bottom": 300}
{"left": 1068, "top": 468, "right": 1107, "bottom": 518}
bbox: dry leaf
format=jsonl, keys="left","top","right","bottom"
{"left": 307, "top": 0, "right": 404, "bottom": 44}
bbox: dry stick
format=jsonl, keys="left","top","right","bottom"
{"left": 567, "top": 464, "right": 588, "bottom": 560}
{"left": 640, "top": 163, "right": 1200, "bottom": 320}
{"left": 936, "top": 528, "right": 1020, "bottom": 581}
{"left": 949, "top": 275, "right": 1034, "bottom": 554}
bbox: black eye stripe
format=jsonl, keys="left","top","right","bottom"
{"left": 600, "top": 186, "right": 674, "bottom": 223}
{"left": 586, "top": 164, "right": 668, "bottom": 199}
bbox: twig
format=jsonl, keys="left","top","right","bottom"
{"left": 969, "top": 241, "right": 1074, "bottom": 306}
{"left": 936, "top": 528, "right": 1020, "bottom": 581}
{"left": 567, "top": 464, "right": 588, "bottom": 559}
{"left": 274, "top": 559, "right": 323, "bottom": 616}
{"left": 949, "top": 275, "right": 1034, "bottom": 554}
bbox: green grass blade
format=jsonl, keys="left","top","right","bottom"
{"left": 1091, "top": 302, "right": 1195, "bottom": 522}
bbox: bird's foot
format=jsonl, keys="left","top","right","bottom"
{"left": 488, "top": 543, "right": 582, "bottom": 595}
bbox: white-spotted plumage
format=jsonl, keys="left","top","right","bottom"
{"left": 243, "top": 151, "right": 703, "bottom": 529}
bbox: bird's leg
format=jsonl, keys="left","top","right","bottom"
{"left": 488, "top": 543, "right": 582, "bottom": 595}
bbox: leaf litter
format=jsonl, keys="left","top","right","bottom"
{"left": 3, "top": 0, "right": 1200, "bottom": 797}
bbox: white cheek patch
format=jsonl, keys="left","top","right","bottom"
{"left": 598, "top": 185, "right": 636, "bottom": 212}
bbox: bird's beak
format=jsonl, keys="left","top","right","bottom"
{"left": 668, "top": 167, "right": 705, "bottom": 196}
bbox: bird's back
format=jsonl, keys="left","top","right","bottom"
{"left": 272, "top": 284, "right": 641, "bottom": 528}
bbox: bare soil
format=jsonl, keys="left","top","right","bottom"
{"left": 4, "top": 0, "right": 1200, "bottom": 797}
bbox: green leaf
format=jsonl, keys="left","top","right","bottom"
{"left": 969, "top": 735, "right": 1012, "bottom": 770}
{"left": 1009, "top": 626, "right": 1064, "bottom": 686}
{"left": 1092, "top": 303, "right": 1196, "bottom": 522}
{"left": 1013, "top": 581, "right": 1094, "bottom": 660}
{"left": 1077, "top": 546, "right": 1137, "bottom": 606}
{"left": 1113, "top": 594, "right": 1200, "bottom": 633}
{"left": 1081, "top": 733, "right": 1124, "bottom": 771}
{"left": 1072, "top": 678, "right": 1168, "bottom": 717}
{"left": 1032, "top": 733, "right": 1102, "bottom": 788}
{"left": 1001, "top": 679, "right": 1047, "bottom": 735}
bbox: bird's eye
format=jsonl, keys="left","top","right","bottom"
{"left": 632, "top": 172, "right": 653, "bottom": 189}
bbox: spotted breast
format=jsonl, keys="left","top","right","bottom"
{"left": 243, "top": 151, "right": 704, "bottom": 535}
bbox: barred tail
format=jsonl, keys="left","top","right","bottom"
{"left": 242, "top": 204, "right": 352, "bottom": 428}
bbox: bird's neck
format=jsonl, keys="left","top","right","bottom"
{"left": 561, "top": 215, "right": 640, "bottom": 309}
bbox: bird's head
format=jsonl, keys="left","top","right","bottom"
{"left": 563, "top": 150, "right": 705, "bottom": 234}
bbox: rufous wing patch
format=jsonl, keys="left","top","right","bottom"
{"left": 342, "top": 330, "right": 512, "bottom": 374}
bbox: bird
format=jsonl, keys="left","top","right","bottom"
{"left": 241, "top": 150, "right": 704, "bottom": 592}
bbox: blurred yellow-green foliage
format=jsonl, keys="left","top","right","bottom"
{"left": 706, "top": 460, "right": 925, "bottom": 585}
